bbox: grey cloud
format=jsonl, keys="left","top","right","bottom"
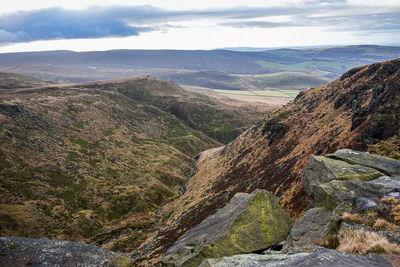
{"left": 0, "top": 3, "right": 399, "bottom": 44}
{"left": 0, "top": 6, "right": 166, "bottom": 44}
{"left": 0, "top": 5, "right": 305, "bottom": 44}
{"left": 220, "top": 12, "right": 400, "bottom": 34}
{"left": 220, "top": 21, "right": 299, "bottom": 28}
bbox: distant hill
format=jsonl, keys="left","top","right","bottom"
{"left": 0, "top": 45, "right": 399, "bottom": 90}
{"left": 0, "top": 74, "right": 270, "bottom": 252}
{"left": 0, "top": 72, "right": 50, "bottom": 89}
{"left": 159, "top": 70, "right": 330, "bottom": 90}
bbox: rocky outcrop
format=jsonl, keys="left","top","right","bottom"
{"left": 301, "top": 155, "right": 384, "bottom": 195}
{"left": 286, "top": 149, "right": 400, "bottom": 251}
{"left": 200, "top": 247, "right": 393, "bottom": 267}
{"left": 162, "top": 190, "right": 291, "bottom": 266}
{"left": 0, "top": 237, "right": 133, "bottom": 266}
{"left": 197, "top": 149, "right": 399, "bottom": 267}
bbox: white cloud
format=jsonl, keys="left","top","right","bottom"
{"left": 0, "top": 0, "right": 399, "bottom": 52}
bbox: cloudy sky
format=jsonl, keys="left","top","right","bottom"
{"left": 0, "top": 0, "right": 399, "bottom": 52}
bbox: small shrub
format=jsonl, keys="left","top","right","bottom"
{"left": 373, "top": 218, "right": 399, "bottom": 230}
{"left": 380, "top": 197, "right": 400, "bottom": 225}
{"left": 373, "top": 218, "right": 387, "bottom": 229}
{"left": 277, "top": 110, "right": 292, "bottom": 120}
{"left": 341, "top": 212, "right": 364, "bottom": 224}
{"left": 366, "top": 212, "right": 377, "bottom": 218}
{"left": 315, "top": 234, "right": 339, "bottom": 249}
{"left": 381, "top": 197, "right": 398, "bottom": 205}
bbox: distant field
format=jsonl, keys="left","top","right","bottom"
{"left": 215, "top": 89, "right": 301, "bottom": 98}
{"left": 255, "top": 60, "right": 358, "bottom": 75}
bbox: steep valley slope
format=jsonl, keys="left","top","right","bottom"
{"left": 133, "top": 58, "right": 400, "bottom": 265}
{"left": 0, "top": 74, "right": 271, "bottom": 252}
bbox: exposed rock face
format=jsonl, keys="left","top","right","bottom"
{"left": 0, "top": 237, "right": 133, "bottom": 266}
{"left": 200, "top": 247, "right": 393, "bottom": 267}
{"left": 284, "top": 207, "right": 333, "bottom": 250}
{"left": 285, "top": 149, "right": 400, "bottom": 250}
{"left": 162, "top": 190, "right": 291, "bottom": 266}
{"left": 312, "top": 175, "right": 400, "bottom": 210}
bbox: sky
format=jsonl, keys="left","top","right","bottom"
{"left": 0, "top": 0, "right": 399, "bottom": 52}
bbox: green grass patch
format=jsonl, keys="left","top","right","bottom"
{"left": 214, "top": 89, "right": 300, "bottom": 98}
{"left": 155, "top": 172, "right": 186, "bottom": 188}
{"left": 256, "top": 60, "right": 355, "bottom": 71}
{"left": 66, "top": 151, "right": 80, "bottom": 161}
{"left": 70, "top": 137, "right": 89, "bottom": 148}
{"left": 74, "top": 121, "right": 88, "bottom": 129}
{"left": 106, "top": 192, "right": 146, "bottom": 220}
{"left": 167, "top": 120, "right": 191, "bottom": 138}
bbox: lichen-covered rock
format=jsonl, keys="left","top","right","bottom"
{"left": 286, "top": 150, "right": 400, "bottom": 253}
{"left": 162, "top": 190, "right": 291, "bottom": 267}
{"left": 0, "top": 237, "right": 133, "bottom": 267}
{"left": 301, "top": 155, "right": 384, "bottom": 195}
{"left": 200, "top": 247, "right": 392, "bottom": 267}
{"left": 327, "top": 149, "right": 400, "bottom": 176}
{"left": 313, "top": 175, "right": 400, "bottom": 210}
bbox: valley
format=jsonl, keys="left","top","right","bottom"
{"left": 0, "top": 74, "right": 271, "bottom": 252}
{"left": 133, "top": 58, "right": 400, "bottom": 265}
{"left": 0, "top": 51, "right": 400, "bottom": 267}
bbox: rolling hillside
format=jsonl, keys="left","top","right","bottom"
{"left": 0, "top": 74, "right": 271, "bottom": 252}
{"left": 0, "top": 45, "right": 399, "bottom": 91}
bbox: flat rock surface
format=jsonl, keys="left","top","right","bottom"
{"left": 0, "top": 237, "right": 133, "bottom": 267}
{"left": 327, "top": 149, "right": 400, "bottom": 176}
{"left": 201, "top": 247, "right": 393, "bottom": 267}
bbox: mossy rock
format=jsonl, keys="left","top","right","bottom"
{"left": 301, "top": 155, "right": 384, "bottom": 195}
{"left": 162, "top": 189, "right": 291, "bottom": 266}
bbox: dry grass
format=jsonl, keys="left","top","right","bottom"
{"left": 392, "top": 204, "right": 400, "bottom": 223}
{"left": 374, "top": 218, "right": 388, "bottom": 229}
{"left": 381, "top": 197, "right": 400, "bottom": 225}
{"left": 373, "top": 218, "right": 400, "bottom": 231}
{"left": 381, "top": 197, "right": 399, "bottom": 205}
{"left": 315, "top": 234, "right": 339, "bottom": 249}
{"left": 341, "top": 212, "right": 364, "bottom": 224}
{"left": 337, "top": 229, "right": 400, "bottom": 255}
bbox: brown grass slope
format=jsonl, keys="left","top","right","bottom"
{"left": 0, "top": 75, "right": 271, "bottom": 252}
{"left": 133, "top": 58, "right": 400, "bottom": 264}
{"left": 0, "top": 72, "right": 50, "bottom": 89}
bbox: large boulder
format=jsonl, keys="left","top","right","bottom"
{"left": 162, "top": 190, "right": 291, "bottom": 267}
{"left": 0, "top": 237, "right": 133, "bottom": 267}
{"left": 285, "top": 207, "right": 333, "bottom": 250}
{"left": 286, "top": 149, "right": 400, "bottom": 252}
{"left": 301, "top": 155, "right": 384, "bottom": 195}
{"left": 284, "top": 149, "right": 400, "bottom": 255}
{"left": 200, "top": 247, "right": 393, "bottom": 267}
{"left": 327, "top": 149, "right": 400, "bottom": 176}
